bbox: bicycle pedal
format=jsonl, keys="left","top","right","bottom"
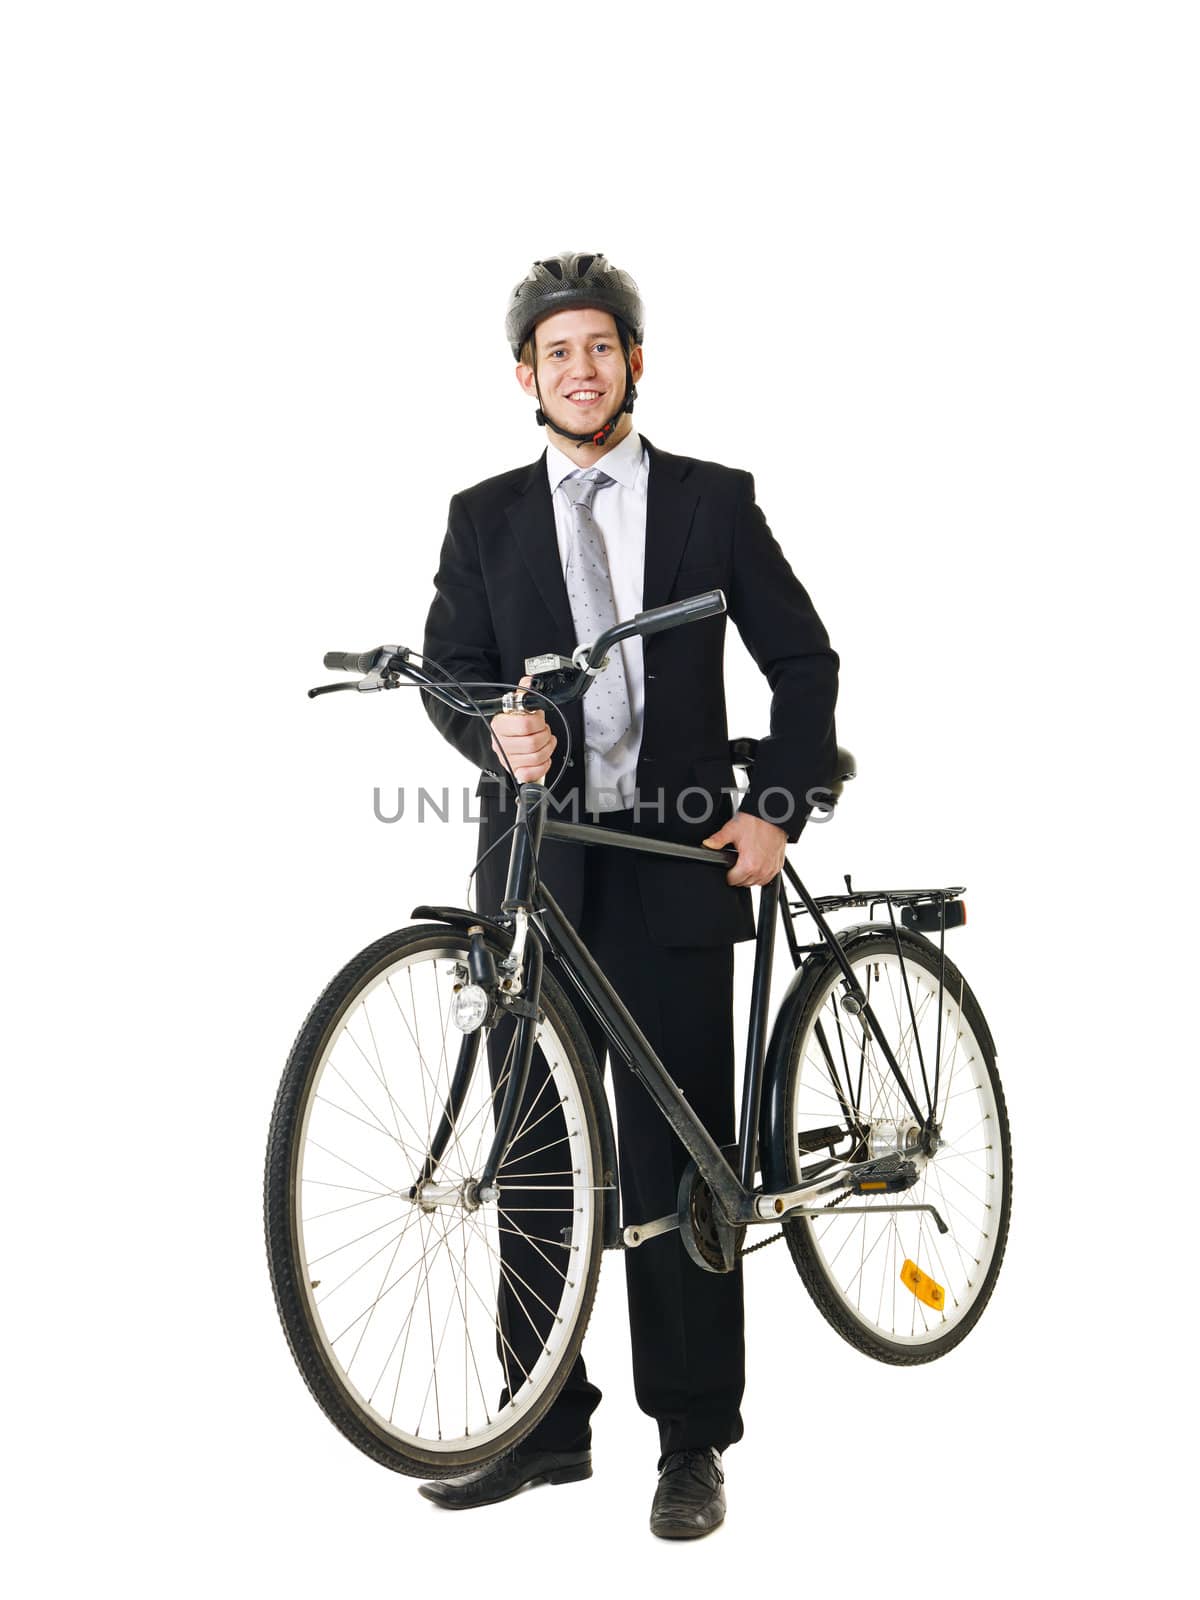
{"left": 847, "top": 1154, "right": 920, "bottom": 1195}
{"left": 795, "top": 1124, "right": 848, "bottom": 1154}
{"left": 900, "top": 1259, "right": 946, "bottom": 1311}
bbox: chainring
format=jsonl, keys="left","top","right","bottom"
{"left": 677, "top": 1156, "right": 741, "bottom": 1274}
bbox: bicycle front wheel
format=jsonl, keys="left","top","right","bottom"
{"left": 775, "top": 925, "right": 1011, "bottom": 1363}
{"left": 264, "top": 923, "right": 607, "bottom": 1475}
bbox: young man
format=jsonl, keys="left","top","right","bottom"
{"left": 419, "top": 253, "right": 839, "bottom": 1537}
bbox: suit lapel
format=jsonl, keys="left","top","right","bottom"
{"left": 505, "top": 452, "right": 574, "bottom": 637}
{"left": 504, "top": 434, "right": 700, "bottom": 631}
{"left": 640, "top": 435, "right": 700, "bottom": 613}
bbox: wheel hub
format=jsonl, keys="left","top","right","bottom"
{"left": 411, "top": 1178, "right": 482, "bottom": 1213}
{"left": 867, "top": 1119, "right": 922, "bottom": 1160}
{"left": 864, "top": 1118, "right": 942, "bottom": 1164}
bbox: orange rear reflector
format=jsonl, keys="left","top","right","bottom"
{"left": 901, "top": 1259, "right": 945, "bottom": 1311}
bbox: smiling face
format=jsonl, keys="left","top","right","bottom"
{"left": 515, "top": 307, "right": 644, "bottom": 459}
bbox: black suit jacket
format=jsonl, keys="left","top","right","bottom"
{"left": 421, "top": 434, "right": 839, "bottom": 946}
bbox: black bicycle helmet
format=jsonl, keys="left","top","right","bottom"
{"left": 505, "top": 252, "right": 645, "bottom": 360}
{"left": 505, "top": 252, "right": 645, "bottom": 450}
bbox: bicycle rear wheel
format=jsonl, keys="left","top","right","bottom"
{"left": 774, "top": 925, "right": 1011, "bottom": 1363}
{"left": 264, "top": 923, "right": 607, "bottom": 1475}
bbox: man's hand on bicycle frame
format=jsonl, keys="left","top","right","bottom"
{"left": 486, "top": 666, "right": 789, "bottom": 884}
{"left": 703, "top": 812, "right": 787, "bottom": 887}
{"left": 489, "top": 675, "right": 557, "bottom": 781}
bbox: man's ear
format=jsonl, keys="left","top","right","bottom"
{"left": 629, "top": 345, "right": 645, "bottom": 384}
{"left": 515, "top": 362, "right": 540, "bottom": 399}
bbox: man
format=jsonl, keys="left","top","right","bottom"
{"left": 418, "top": 253, "right": 839, "bottom": 1537}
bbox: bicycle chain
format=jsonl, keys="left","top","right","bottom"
{"left": 741, "top": 1229, "right": 786, "bottom": 1256}
{"left": 740, "top": 1188, "right": 854, "bottom": 1257}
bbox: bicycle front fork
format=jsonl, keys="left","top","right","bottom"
{"left": 411, "top": 912, "right": 545, "bottom": 1205}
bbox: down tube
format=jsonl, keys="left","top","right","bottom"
{"left": 535, "top": 887, "right": 745, "bottom": 1223}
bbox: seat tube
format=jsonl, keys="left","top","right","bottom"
{"left": 737, "top": 874, "right": 779, "bottom": 1188}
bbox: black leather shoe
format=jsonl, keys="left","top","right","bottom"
{"left": 649, "top": 1447, "right": 726, "bottom": 1539}
{"left": 417, "top": 1446, "right": 592, "bottom": 1510}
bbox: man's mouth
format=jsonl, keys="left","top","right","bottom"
{"left": 565, "top": 389, "right": 604, "bottom": 407}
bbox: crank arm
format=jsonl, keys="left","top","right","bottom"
{"left": 622, "top": 1212, "right": 680, "bottom": 1249}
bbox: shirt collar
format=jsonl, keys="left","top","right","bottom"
{"left": 545, "top": 427, "right": 645, "bottom": 494}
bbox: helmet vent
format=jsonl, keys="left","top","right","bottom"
{"left": 576, "top": 254, "right": 595, "bottom": 277}
{"left": 540, "top": 258, "right": 564, "bottom": 280}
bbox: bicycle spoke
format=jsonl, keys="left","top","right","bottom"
{"left": 384, "top": 970, "right": 470, "bottom": 1176}
{"left": 346, "top": 1221, "right": 410, "bottom": 1377}
{"left": 328, "top": 1060, "right": 431, "bottom": 1164}
{"left": 305, "top": 1186, "right": 408, "bottom": 1222}
{"left": 313, "top": 1207, "right": 423, "bottom": 1306}
{"left": 411, "top": 1207, "right": 491, "bottom": 1436}
{"left": 500, "top": 1068, "right": 559, "bottom": 1165}
{"left": 331, "top": 1221, "right": 448, "bottom": 1349}
{"left": 374, "top": 1213, "right": 444, "bottom": 1411}
{"left": 304, "top": 1137, "right": 398, "bottom": 1196}
{"left": 307, "top": 1206, "right": 414, "bottom": 1268}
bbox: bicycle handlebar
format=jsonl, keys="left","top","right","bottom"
{"left": 634, "top": 588, "right": 726, "bottom": 637}
{"left": 309, "top": 589, "right": 728, "bottom": 709}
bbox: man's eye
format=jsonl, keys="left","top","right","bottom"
{"left": 595, "top": 343, "right": 611, "bottom": 353}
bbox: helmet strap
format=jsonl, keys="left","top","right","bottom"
{"left": 533, "top": 349, "right": 637, "bottom": 451}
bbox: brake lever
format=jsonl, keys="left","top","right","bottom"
{"left": 308, "top": 661, "right": 405, "bottom": 699}
{"left": 308, "top": 681, "right": 360, "bottom": 698}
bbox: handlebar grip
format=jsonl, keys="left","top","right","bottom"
{"left": 323, "top": 650, "right": 381, "bottom": 674}
{"left": 633, "top": 589, "right": 727, "bottom": 638}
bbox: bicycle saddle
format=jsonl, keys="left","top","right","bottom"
{"left": 728, "top": 738, "right": 857, "bottom": 804}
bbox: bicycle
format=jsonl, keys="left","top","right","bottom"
{"left": 264, "top": 589, "right": 1011, "bottom": 1479}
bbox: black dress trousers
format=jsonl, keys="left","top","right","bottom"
{"left": 489, "top": 808, "right": 746, "bottom": 1469}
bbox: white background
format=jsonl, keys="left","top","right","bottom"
{"left": 4, "top": 1, "right": 1195, "bottom": 1593}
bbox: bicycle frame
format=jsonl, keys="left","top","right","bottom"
{"left": 425, "top": 779, "right": 961, "bottom": 1246}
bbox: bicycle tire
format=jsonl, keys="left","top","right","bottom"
{"left": 264, "top": 922, "right": 607, "bottom": 1476}
{"left": 773, "top": 924, "right": 1011, "bottom": 1364}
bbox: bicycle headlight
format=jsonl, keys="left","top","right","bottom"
{"left": 451, "top": 984, "right": 489, "bottom": 1034}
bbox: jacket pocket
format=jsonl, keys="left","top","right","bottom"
{"left": 669, "top": 563, "right": 724, "bottom": 601}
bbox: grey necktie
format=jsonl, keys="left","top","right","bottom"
{"left": 558, "top": 469, "right": 633, "bottom": 756}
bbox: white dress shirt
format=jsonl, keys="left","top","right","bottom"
{"left": 545, "top": 428, "right": 648, "bottom": 811}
